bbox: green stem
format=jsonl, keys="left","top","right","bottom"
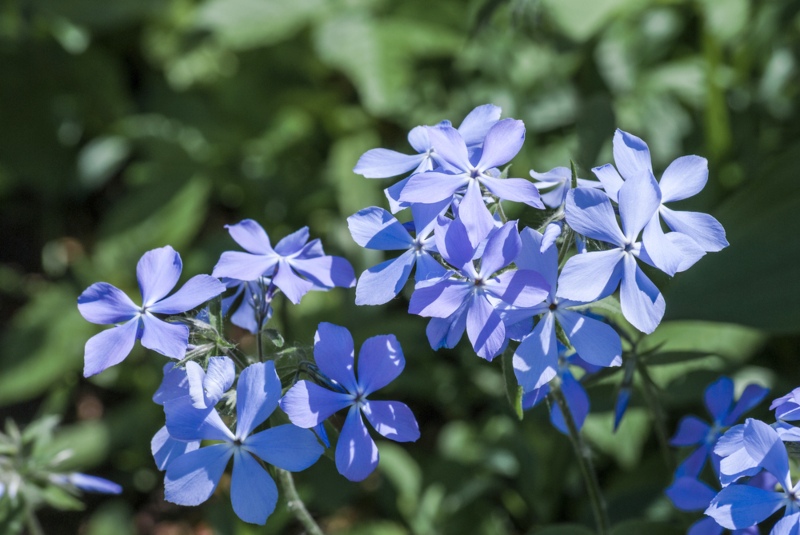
{"left": 636, "top": 361, "right": 674, "bottom": 469}
{"left": 551, "top": 388, "right": 610, "bottom": 535}
{"left": 276, "top": 468, "right": 325, "bottom": 535}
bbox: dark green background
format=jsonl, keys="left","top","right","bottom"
{"left": 1, "top": 0, "right": 799, "bottom": 533}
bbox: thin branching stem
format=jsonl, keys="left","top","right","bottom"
{"left": 276, "top": 468, "right": 325, "bottom": 535}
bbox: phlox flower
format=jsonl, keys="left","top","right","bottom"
{"left": 511, "top": 227, "right": 622, "bottom": 392}
{"left": 593, "top": 129, "right": 722, "bottom": 275}
{"left": 409, "top": 220, "right": 549, "bottom": 360}
{"left": 212, "top": 220, "right": 355, "bottom": 304}
{"left": 670, "top": 376, "right": 768, "bottom": 478}
{"left": 220, "top": 276, "right": 275, "bottom": 334}
{"left": 530, "top": 166, "right": 602, "bottom": 209}
{"left": 557, "top": 177, "right": 667, "bottom": 334}
{"left": 163, "top": 361, "right": 323, "bottom": 525}
{"left": 397, "top": 119, "right": 543, "bottom": 247}
{"left": 77, "top": 246, "right": 225, "bottom": 377}
{"left": 280, "top": 323, "right": 420, "bottom": 482}
{"left": 348, "top": 205, "right": 446, "bottom": 305}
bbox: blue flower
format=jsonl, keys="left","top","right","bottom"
{"left": 163, "top": 361, "right": 323, "bottom": 525}
{"left": 593, "top": 129, "right": 722, "bottom": 275}
{"left": 706, "top": 419, "right": 800, "bottom": 532}
{"left": 409, "top": 220, "right": 549, "bottom": 360}
{"left": 77, "top": 246, "right": 225, "bottom": 377}
{"left": 348, "top": 205, "right": 446, "bottom": 305}
{"left": 397, "top": 119, "right": 543, "bottom": 247}
{"left": 557, "top": 180, "right": 666, "bottom": 334}
{"left": 530, "top": 166, "right": 603, "bottom": 209}
{"left": 212, "top": 220, "right": 356, "bottom": 304}
{"left": 510, "top": 227, "right": 622, "bottom": 392}
{"left": 220, "top": 276, "right": 275, "bottom": 334}
{"left": 280, "top": 323, "right": 420, "bottom": 482}
{"left": 670, "top": 377, "right": 768, "bottom": 478}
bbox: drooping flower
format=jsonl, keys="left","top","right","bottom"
{"left": 50, "top": 473, "right": 122, "bottom": 495}
{"left": 409, "top": 220, "right": 549, "bottom": 360}
{"left": 348, "top": 205, "right": 446, "bottom": 305}
{"left": 670, "top": 376, "right": 768, "bottom": 478}
{"left": 593, "top": 129, "right": 721, "bottom": 275}
{"left": 398, "top": 119, "right": 543, "bottom": 247}
{"left": 280, "top": 323, "right": 420, "bottom": 482}
{"left": 77, "top": 246, "right": 225, "bottom": 377}
{"left": 511, "top": 227, "right": 621, "bottom": 392}
{"left": 212, "top": 220, "right": 356, "bottom": 304}
{"left": 556, "top": 177, "right": 667, "bottom": 334}
{"left": 163, "top": 361, "right": 323, "bottom": 525}
{"left": 151, "top": 362, "right": 200, "bottom": 471}
{"left": 220, "top": 276, "right": 275, "bottom": 334}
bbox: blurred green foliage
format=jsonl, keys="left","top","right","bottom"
{"left": 1, "top": 0, "right": 799, "bottom": 533}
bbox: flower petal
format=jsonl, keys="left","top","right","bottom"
{"left": 658, "top": 155, "right": 708, "bottom": 203}
{"left": 426, "top": 310, "right": 468, "bottom": 350}
{"left": 151, "top": 425, "right": 200, "bottom": 471}
{"left": 557, "top": 309, "right": 622, "bottom": 367}
{"left": 279, "top": 380, "right": 353, "bottom": 428}
{"left": 65, "top": 473, "right": 122, "bottom": 495}
{"left": 137, "top": 246, "right": 182, "bottom": 307}
{"left": 148, "top": 275, "right": 225, "bottom": 314}
{"left": 140, "top": 314, "right": 190, "bottom": 359}
{"left": 230, "top": 450, "right": 278, "bottom": 525}
{"left": 705, "top": 484, "right": 785, "bottom": 530}
{"left": 479, "top": 176, "right": 543, "bottom": 208}
{"left": 347, "top": 207, "right": 413, "bottom": 250}
{"left": 665, "top": 477, "right": 716, "bottom": 511}
{"left": 771, "top": 512, "right": 800, "bottom": 535}
{"left": 153, "top": 362, "right": 190, "bottom": 405}
{"left": 742, "top": 419, "right": 791, "bottom": 487}
{"left": 245, "top": 425, "right": 323, "bottom": 471}
{"left": 407, "top": 125, "right": 431, "bottom": 153}
{"left": 409, "top": 279, "right": 470, "bottom": 318}
{"left": 591, "top": 163, "right": 624, "bottom": 201}
{"left": 225, "top": 220, "right": 273, "bottom": 255}
{"left": 212, "top": 251, "right": 278, "bottom": 282}
{"left": 203, "top": 357, "right": 236, "bottom": 406}
{"left": 550, "top": 372, "right": 590, "bottom": 433}
{"left": 274, "top": 227, "right": 310, "bottom": 256}
{"left": 613, "top": 129, "right": 652, "bottom": 181}
{"left": 513, "top": 313, "right": 558, "bottom": 392}
{"left": 357, "top": 334, "right": 405, "bottom": 395}
{"left": 458, "top": 104, "right": 501, "bottom": 146}
{"left": 272, "top": 261, "right": 315, "bottom": 304}
{"left": 476, "top": 119, "right": 525, "bottom": 171}
{"left": 487, "top": 270, "right": 550, "bottom": 308}
{"left": 398, "top": 171, "right": 467, "bottom": 204}
{"left": 618, "top": 170, "right": 661, "bottom": 241}
{"left": 353, "top": 148, "right": 426, "bottom": 178}
{"left": 355, "top": 252, "right": 415, "bottom": 306}
{"left": 659, "top": 206, "right": 729, "bottom": 252}
{"left": 235, "top": 361, "right": 282, "bottom": 439}
{"left": 458, "top": 179, "right": 497, "bottom": 248}
{"left": 670, "top": 415, "right": 711, "bottom": 446}
{"left": 164, "top": 443, "right": 233, "bottom": 506}
{"left": 641, "top": 214, "right": 685, "bottom": 276}
{"left": 620, "top": 255, "right": 665, "bottom": 334}
{"left": 516, "top": 228, "right": 558, "bottom": 291}
{"left": 290, "top": 255, "right": 356, "bottom": 290}
{"left": 466, "top": 295, "right": 506, "bottom": 361}
{"left": 434, "top": 215, "right": 475, "bottom": 269}
{"left": 427, "top": 124, "right": 471, "bottom": 170}
{"left": 556, "top": 249, "right": 624, "bottom": 303}
{"left": 362, "top": 400, "right": 420, "bottom": 442}
{"left": 726, "top": 384, "right": 770, "bottom": 426}
{"left": 335, "top": 406, "right": 379, "bottom": 482}
{"left": 564, "top": 187, "right": 626, "bottom": 246}
{"left": 165, "top": 396, "right": 235, "bottom": 442}
{"left": 704, "top": 376, "right": 735, "bottom": 422}
{"left": 314, "top": 322, "right": 358, "bottom": 393}
{"left": 478, "top": 221, "right": 520, "bottom": 277}
{"left": 77, "top": 283, "right": 139, "bottom": 324}
{"left": 83, "top": 318, "right": 139, "bottom": 377}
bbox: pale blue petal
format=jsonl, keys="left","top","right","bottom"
{"left": 613, "top": 129, "right": 652, "bottom": 181}
{"left": 426, "top": 311, "right": 467, "bottom": 350}
{"left": 314, "top": 322, "right": 358, "bottom": 393}
{"left": 427, "top": 124, "right": 471, "bottom": 170}
{"left": 620, "top": 255, "right": 665, "bottom": 334}
{"left": 466, "top": 294, "right": 506, "bottom": 361}
{"left": 279, "top": 380, "right": 353, "bottom": 428}
{"left": 186, "top": 361, "right": 209, "bottom": 409}
{"left": 727, "top": 385, "right": 770, "bottom": 426}
{"left": 458, "top": 104, "right": 501, "bottom": 146}
{"left": 670, "top": 416, "right": 711, "bottom": 446}
{"left": 137, "top": 246, "right": 182, "bottom": 307}
{"left": 212, "top": 251, "right": 278, "bottom": 282}
{"left": 347, "top": 207, "right": 413, "bottom": 250}
{"left": 355, "top": 252, "right": 415, "bottom": 306}
{"left": 272, "top": 261, "right": 315, "bottom": 304}
{"left": 398, "top": 171, "right": 467, "bottom": 204}
{"left": 541, "top": 222, "right": 562, "bottom": 253}
{"left": 407, "top": 125, "right": 431, "bottom": 153}
{"left": 273, "top": 227, "right": 310, "bottom": 256}
{"left": 557, "top": 309, "right": 622, "bottom": 367}
{"left": 410, "top": 199, "right": 450, "bottom": 235}
{"left": 556, "top": 249, "right": 624, "bottom": 302}
{"left": 513, "top": 313, "right": 557, "bottom": 391}
{"left": 618, "top": 170, "right": 661, "bottom": 241}
{"left": 771, "top": 512, "right": 800, "bottom": 535}
{"left": 363, "top": 400, "right": 420, "bottom": 442}
{"left": 409, "top": 279, "right": 470, "bottom": 318}
{"left": 140, "top": 313, "right": 189, "bottom": 359}
{"left": 641, "top": 214, "right": 685, "bottom": 276}
{"left": 83, "top": 318, "right": 139, "bottom": 377}
{"left": 353, "top": 148, "right": 426, "bottom": 178}
{"left": 357, "top": 334, "right": 404, "bottom": 395}
{"left": 151, "top": 425, "right": 200, "bottom": 471}
{"left": 385, "top": 177, "right": 410, "bottom": 213}
{"left": 659, "top": 206, "right": 729, "bottom": 252}
{"left": 152, "top": 362, "right": 189, "bottom": 405}
{"left": 705, "top": 484, "right": 785, "bottom": 530}
{"left": 591, "top": 163, "right": 624, "bottom": 201}
{"left": 479, "top": 176, "right": 543, "bottom": 208}
{"left": 230, "top": 450, "right": 278, "bottom": 525}
{"left": 225, "top": 219, "right": 272, "bottom": 254}
{"left": 245, "top": 425, "right": 323, "bottom": 471}
{"left": 564, "top": 187, "right": 626, "bottom": 246}
{"left": 149, "top": 275, "right": 225, "bottom": 314}
{"left": 164, "top": 443, "right": 233, "bottom": 506}
{"left": 486, "top": 270, "right": 550, "bottom": 308}
{"left": 165, "top": 396, "right": 235, "bottom": 442}
{"left": 516, "top": 228, "right": 558, "bottom": 291}
{"left": 458, "top": 179, "right": 496, "bottom": 248}
{"left": 289, "top": 255, "right": 356, "bottom": 289}
{"left": 434, "top": 215, "right": 475, "bottom": 269}
{"left": 658, "top": 155, "right": 708, "bottom": 203}
{"left": 476, "top": 119, "right": 525, "bottom": 171}
{"left": 742, "top": 419, "right": 791, "bottom": 487}
{"left": 414, "top": 252, "right": 448, "bottom": 281}
{"left": 479, "top": 221, "right": 520, "bottom": 276}
{"left": 666, "top": 477, "right": 716, "bottom": 511}
{"left": 336, "top": 406, "right": 379, "bottom": 482}
{"left": 77, "top": 283, "right": 139, "bottom": 324}
{"left": 235, "top": 361, "right": 282, "bottom": 439}
{"left": 66, "top": 473, "right": 122, "bottom": 494}
{"left": 203, "top": 357, "right": 236, "bottom": 406}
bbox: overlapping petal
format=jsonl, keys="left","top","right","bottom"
{"left": 83, "top": 318, "right": 140, "bottom": 377}
{"left": 235, "top": 361, "right": 281, "bottom": 439}
{"left": 336, "top": 406, "right": 379, "bottom": 482}
{"left": 77, "top": 283, "right": 139, "bottom": 324}
{"left": 245, "top": 425, "right": 324, "bottom": 472}
{"left": 362, "top": 400, "right": 420, "bottom": 442}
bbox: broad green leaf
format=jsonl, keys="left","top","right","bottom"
{"left": 582, "top": 408, "right": 651, "bottom": 469}
{"left": 541, "top": 0, "right": 640, "bottom": 42}
{"left": 379, "top": 442, "right": 422, "bottom": 519}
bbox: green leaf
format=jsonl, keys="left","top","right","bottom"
{"left": 40, "top": 485, "right": 85, "bottom": 511}
{"left": 378, "top": 442, "right": 422, "bottom": 520}
{"left": 35, "top": 421, "right": 110, "bottom": 471}
{"left": 582, "top": 408, "right": 651, "bottom": 469}
{"left": 541, "top": 0, "right": 639, "bottom": 42}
